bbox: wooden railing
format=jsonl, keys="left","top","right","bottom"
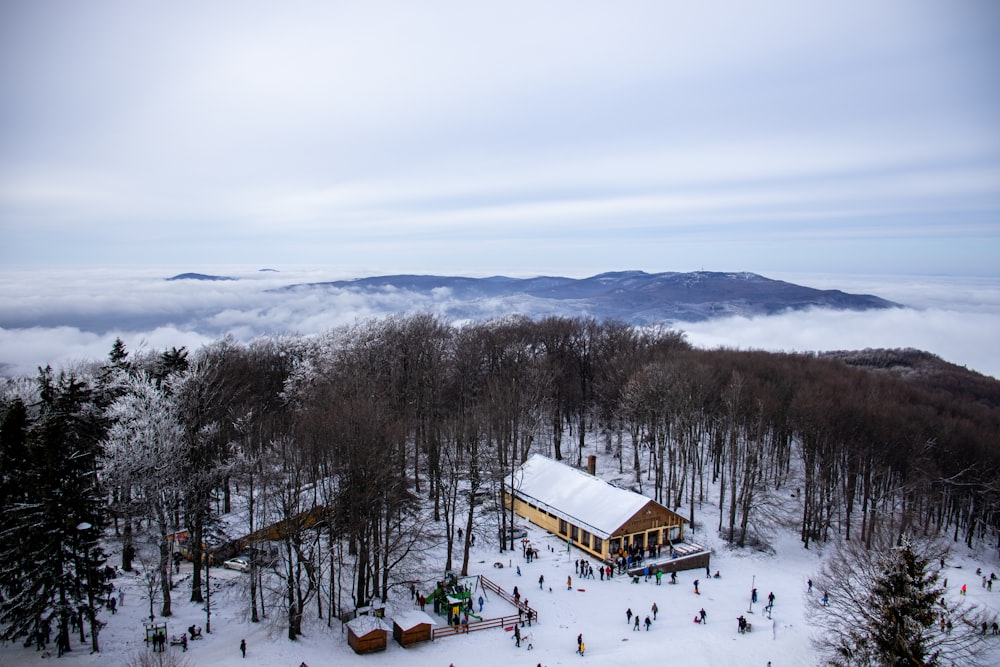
{"left": 432, "top": 613, "right": 523, "bottom": 639}
{"left": 431, "top": 575, "right": 537, "bottom": 640}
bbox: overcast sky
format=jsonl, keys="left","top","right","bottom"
{"left": 1, "top": 0, "right": 998, "bottom": 276}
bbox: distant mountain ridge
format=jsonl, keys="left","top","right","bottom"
{"left": 166, "top": 272, "right": 236, "bottom": 281}
{"left": 283, "top": 270, "right": 899, "bottom": 324}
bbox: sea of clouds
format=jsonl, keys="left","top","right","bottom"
{"left": 1, "top": 266, "right": 998, "bottom": 380}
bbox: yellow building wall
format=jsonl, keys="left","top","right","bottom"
{"left": 508, "top": 494, "right": 687, "bottom": 563}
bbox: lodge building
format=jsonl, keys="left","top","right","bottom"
{"left": 504, "top": 454, "right": 689, "bottom": 562}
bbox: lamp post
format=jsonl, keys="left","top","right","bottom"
{"left": 204, "top": 553, "right": 212, "bottom": 634}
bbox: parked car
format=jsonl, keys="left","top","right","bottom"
{"left": 222, "top": 557, "right": 250, "bottom": 572}
{"left": 500, "top": 525, "right": 528, "bottom": 540}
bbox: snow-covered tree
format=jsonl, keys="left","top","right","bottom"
{"left": 101, "top": 370, "right": 187, "bottom": 619}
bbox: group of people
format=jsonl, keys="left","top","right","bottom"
{"left": 148, "top": 630, "right": 167, "bottom": 653}
{"left": 574, "top": 558, "right": 606, "bottom": 580}
{"left": 625, "top": 606, "right": 654, "bottom": 631}
{"left": 978, "top": 568, "right": 997, "bottom": 592}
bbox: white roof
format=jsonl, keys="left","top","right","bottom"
{"left": 346, "top": 615, "right": 390, "bottom": 636}
{"left": 393, "top": 610, "right": 437, "bottom": 630}
{"left": 509, "top": 454, "right": 674, "bottom": 539}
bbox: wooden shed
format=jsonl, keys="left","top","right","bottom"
{"left": 346, "top": 616, "right": 390, "bottom": 654}
{"left": 392, "top": 610, "right": 437, "bottom": 647}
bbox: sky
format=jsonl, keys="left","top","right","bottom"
{"left": 1, "top": 0, "right": 999, "bottom": 275}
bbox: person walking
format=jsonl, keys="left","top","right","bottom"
{"left": 633, "top": 614, "right": 640, "bottom": 631}
{"left": 514, "top": 624, "right": 521, "bottom": 647}
{"left": 240, "top": 638, "right": 246, "bottom": 658}
{"left": 644, "top": 615, "right": 652, "bottom": 631}
{"left": 694, "top": 579, "right": 700, "bottom": 595}
{"left": 576, "top": 633, "right": 583, "bottom": 654}
{"left": 699, "top": 608, "right": 707, "bottom": 624}
{"left": 651, "top": 602, "right": 658, "bottom": 620}
{"left": 567, "top": 575, "right": 572, "bottom": 590}
{"left": 539, "top": 574, "right": 544, "bottom": 590}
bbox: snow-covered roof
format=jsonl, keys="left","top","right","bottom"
{"left": 346, "top": 615, "right": 390, "bottom": 636}
{"left": 509, "top": 454, "right": 677, "bottom": 539}
{"left": 392, "top": 610, "right": 437, "bottom": 630}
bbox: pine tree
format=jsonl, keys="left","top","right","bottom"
{"left": 0, "top": 369, "right": 109, "bottom": 653}
{"left": 867, "top": 537, "right": 942, "bottom": 667}
{"left": 813, "top": 528, "right": 989, "bottom": 667}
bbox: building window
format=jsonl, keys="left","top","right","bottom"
{"left": 581, "top": 530, "right": 590, "bottom": 548}
{"left": 559, "top": 519, "right": 568, "bottom": 535}
{"left": 570, "top": 525, "right": 579, "bottom": 541}
{"left": 593, "top": 536, "right": 603, "bottom": 553}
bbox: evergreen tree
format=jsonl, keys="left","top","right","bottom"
{"left": 0, "top": 369, "right": 109, "bottom": 653}
{"left": 813, "top": 528, "right": 989, "bottom": 667}
{"left": 867, "top": 537, "right": 942, "bottom": 667}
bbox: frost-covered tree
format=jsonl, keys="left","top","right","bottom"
{"left": 811, "top": 528, "right": 989, "bottom": 666}
{"left": 102, "top": 370, "right": 187, "bottom": 618}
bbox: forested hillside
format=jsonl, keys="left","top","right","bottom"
{"left": 1, "top": 315, "right": 998, "bottom": 649}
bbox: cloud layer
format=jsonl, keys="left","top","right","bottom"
{"left": 1, "top": 267, "right": 997, "bottom": 380}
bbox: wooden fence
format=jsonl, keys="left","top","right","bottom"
{"left": 431, "top": 575, "right": 537, "bottom": 640}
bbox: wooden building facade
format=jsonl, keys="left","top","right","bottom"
{"left": 505, "top": 454, "right": 688, "bottom": 562}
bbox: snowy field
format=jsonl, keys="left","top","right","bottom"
{"left": 3, "top": 477, "right": 999, "bottom": 667}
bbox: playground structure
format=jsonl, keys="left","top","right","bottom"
{"left": 427, "top": 574, "right": 537, "bottom": 640}
{"left": 424, "top": 573, "right": 475, "bottom": 625}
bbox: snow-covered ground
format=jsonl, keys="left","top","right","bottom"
{"left": 4, "top": 482, "right": 999, "bottom": 667}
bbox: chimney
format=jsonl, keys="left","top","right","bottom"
{"left": 587, "top": 455, "right": 597, "bottom": 476}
